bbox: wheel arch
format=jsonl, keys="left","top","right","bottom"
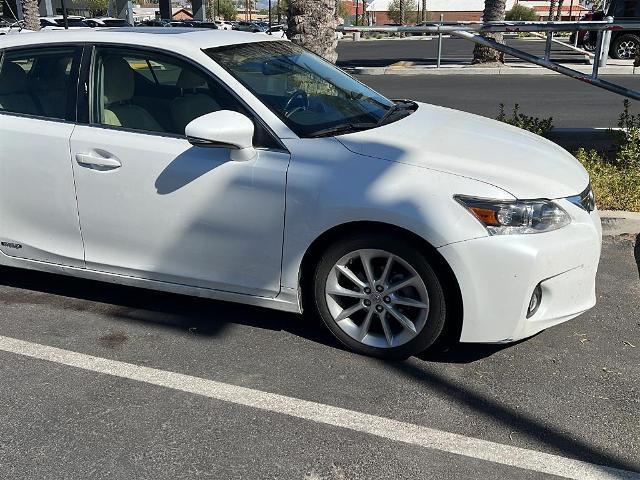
{"left": 298, "top": 221, "right": 464, "bottom": 345}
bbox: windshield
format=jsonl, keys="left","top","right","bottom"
{"left": 206, "top": 42, "right": 403, "bottom": 138}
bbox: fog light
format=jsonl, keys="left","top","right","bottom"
{"left": 527, "top": 284, "right": 542, "bottom": 318}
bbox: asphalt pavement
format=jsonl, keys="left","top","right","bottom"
{"left": 340, "top": 37, "right": 640, "bottom": 128}
{"left": 0, "top": 234, "right": 638, "bottom": 479}
{"left": 355, "top": 74, "right": 640, "bottom": 128}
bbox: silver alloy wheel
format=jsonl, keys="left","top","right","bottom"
{"left": 617, "top": 40, "right": 638, "bottom": 59}
{"left": 324, "top": 249, "right": 430, "bottom": 349}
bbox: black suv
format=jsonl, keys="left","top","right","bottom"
{"left": 574, "top": 0, "right": 640, "bottom": 59}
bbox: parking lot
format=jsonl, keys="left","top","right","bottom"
{"left": 0, "top": 232, "right": 638, "bottom": 479}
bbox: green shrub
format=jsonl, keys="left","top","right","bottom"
{"left": 576, "top": 148, "right": 640, "bottom": 211}
{"left": 497, "top": 103, "right": 554, "bottom": 136}
{"left": 575, "top": 100, "right": 640, "bottom": 211}
{"left": 497, "top": 100, "right": 640, "bottom": 212}
{"left": 505, "top": 5, "right": 538, "bottom": 21}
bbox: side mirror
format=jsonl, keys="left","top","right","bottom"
{"left": 185, "top": 110, "right": 257, "bottom": 161}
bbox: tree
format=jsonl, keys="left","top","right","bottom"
{"left": 555, "top": 0, "right": 564, "bottom": 20}
{"left": 388, "top": 0, "right": 416, "bottom": 25}
{"left": 505, "top": 4, "right": 537, "bottom": 21}
{"left": 20, "top": 0, "right": 40, "bottom": 31}
{"left": 472, "top": 0, "right": 506, "bottom": 64}
{"left": 548, "top": 0, "right": 557, "bottom": 20}
{"left": 73, "top": 0, "right": 108, "bottom": 17}
{"left": 336, "top": 0, "right": 349, "bottom": 20}
{"left": 288, "top": 0, "right": 338, "bottom": 62}
{"left": 206, "top": 0, "right": 237, "bottom": 20}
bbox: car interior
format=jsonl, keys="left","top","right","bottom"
{"left": 92, "top": 49, "right": 278, "bottom": 147}
{"left": 0, "top": 49, "right": 74, "bottom": 120}
{"left": 0, "top": 47, "right": 279, "bottom": 148}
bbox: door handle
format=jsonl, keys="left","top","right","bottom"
{"left": 75, "top": 153, "right": 122, "bottom": 170}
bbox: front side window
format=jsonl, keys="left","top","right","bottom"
{"left": 207, "top": 41, "right": 412, "bottom": 138}
{"left": 0, "top": 47, "right": 77, "bottom": 120}
{"left": 90, "top": 47, "right": 280, "bottom": 147}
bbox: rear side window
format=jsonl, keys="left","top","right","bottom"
{"left": 0, "top": 47, "right": 79, "bottom": 120}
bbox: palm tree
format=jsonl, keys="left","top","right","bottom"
{"left": 288, "top": 0, "right": 338, "bottom": 62}
{"left": 472, "top": 0, "right": 506, "bottom": 64}
{"left": 548, "top": 0, "right": 557, "bottom": 20}
{"left": 21, "top": 0, "right": 40, "bottom": 31}
{"left": 555, "top": 0, "right": 564, "bottom": 20}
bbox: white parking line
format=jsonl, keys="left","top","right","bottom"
{"left": 0, "top": 334, "right": 637, "bottom": 480}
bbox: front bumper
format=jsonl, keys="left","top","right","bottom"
{"left": 438, "top": 200, "right": 602, "bottom": 343}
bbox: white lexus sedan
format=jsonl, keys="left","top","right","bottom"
{"left": 0, "top": 29, "right": 601, "bottom": 358}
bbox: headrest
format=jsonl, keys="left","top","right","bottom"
{"left": 103, "top": 56, "right": 134, "bottom": 104}
{"left": 0, "top": 61, "right": 28, "bottom": 95}
{"left": 177, "top": 68, "right": 207, "bottom": 90}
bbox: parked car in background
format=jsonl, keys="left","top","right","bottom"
{"left": 136, "top": 19, "right": 170, "bottom": 27}
{"left": 215, "top": 20, "right": 234, "bottom": 30}
{"left": 571, "top": 0, "right": 640, "bottom": 59}
{"left": 85, "top": 17, "right": 131, "bottom": 27}
{"left": 40, "top": 16, "right": 89, "bottom": 30}
{"left": 0, "top": 29, "right": 602, "bottom": 359}
{"left": 170, "top": 20, "right": 218, "bottom": 29}
{"left": 263, "top": 24, "right": 287, "bottom": 38}
{"left": 234, "top": 21, "right": 266, "bottom": 32}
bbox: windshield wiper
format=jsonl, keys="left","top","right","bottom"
{"left": 306, "top": 122, "right": 376, "bottom": 138}
{"left": 376, "top": 101, "right": 415, "bottom": 126}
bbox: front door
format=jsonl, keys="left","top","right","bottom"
{"left": 69, "top": 46, "right": 289, "bottom": 297}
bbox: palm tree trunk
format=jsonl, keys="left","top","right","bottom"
{"left": 288, "top": 0, "right": 338, "bottom": 62}
{"left": 548, "top": 0, "right": 557, "bottom": 20}
{"left": 556, "top": 0, "right": 565, "bottom": 20}
{"left": 21, "top": 0, "right": 41, "bottom": 31}
{"left": 472, "top": 0, "right": 506, "bottom": 64}
{"left": 422, "top": 0, "right": 426, "bottom": 22}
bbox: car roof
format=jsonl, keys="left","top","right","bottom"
{"left": 0, "top": 28, "right": 280, "bottom": 52}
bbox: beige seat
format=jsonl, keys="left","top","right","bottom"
{"left": 170, "top": 68, "right": 220, "bottom": 135}
{"left": 0, "top": 61, "right": 40, "bottom": 116}
{"left": 101, "top": 57, "right": 164, "bottom": 132}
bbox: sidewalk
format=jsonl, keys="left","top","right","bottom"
{"left": 344, "top": 59, "right": 639, "bottom": 76}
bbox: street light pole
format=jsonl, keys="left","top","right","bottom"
{"left": 268, "top": 0, "right": 271, "bottom": 26}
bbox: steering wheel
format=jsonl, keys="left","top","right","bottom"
{"left": 284, "top": 89, "right": 308, "bottom": 118}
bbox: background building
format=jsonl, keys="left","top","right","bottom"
{"left": 365, "top": 0, "right": 590, "bottom": 25}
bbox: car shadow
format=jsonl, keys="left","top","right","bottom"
{"left": 0, "top": 265, "right": 338, "bottom": 350}
{"left": 382, "top": 358, "right": 640, "bottom": 473}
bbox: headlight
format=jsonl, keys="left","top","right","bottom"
{"left": 455, "top": 196, "right": 571, "bottom": 235}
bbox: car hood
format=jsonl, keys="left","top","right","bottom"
{"left": 336, "top": 102, "right": 589, "bottom": 199}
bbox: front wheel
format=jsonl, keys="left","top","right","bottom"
{"left": 312, "top": 233, "right": 447, "bottom": 359}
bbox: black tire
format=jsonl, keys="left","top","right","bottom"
{"left": 311, "top": 232, "right": 447, "bottom": 360}
{"left": 611, "top": 33, "right": 640, "bottom": 60}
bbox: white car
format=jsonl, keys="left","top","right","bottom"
{"left": 39, "top": 16, "right": 90, "bottom": 30}
{"left": 215, "top": 20, "right": 234, "bottom": 30}
{"left": 0, "top": 30, "right": 601, "bottom": 358}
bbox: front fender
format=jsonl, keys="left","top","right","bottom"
{"left": 280, "top": 137, "right": 514, "bottom": 290}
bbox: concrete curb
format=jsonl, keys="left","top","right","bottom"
{"left": 600, "top": 211, "right": 640, "bottom": 236}
{"left": 346, "top": 63, "right": 639, "bottom": 76}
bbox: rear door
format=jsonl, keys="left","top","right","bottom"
{"left": 0, "top": 45, "right": 85, "bottom": 267}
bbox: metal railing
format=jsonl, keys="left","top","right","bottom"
{"left": 339, "top": 20, "right": 640, "bottom": 101}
